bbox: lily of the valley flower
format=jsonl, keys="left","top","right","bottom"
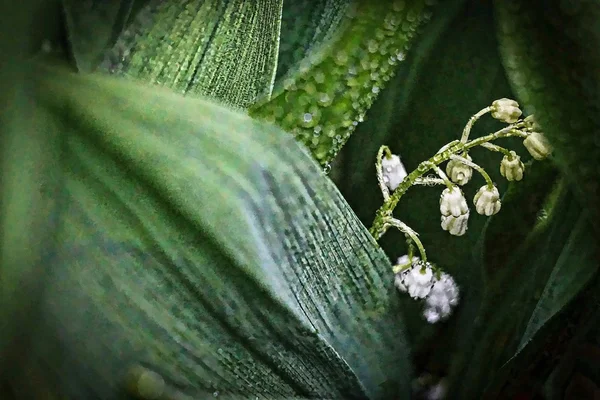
{"left": 395, "top": 260, "right": 433, "bottom": 299}
{"left": 491, "top": 98, "right": 522, "bottom": 123}
{"left": 473, "top": 185, "right": 501, "bottom": 216}
{"left": 440, "top": 187, "right": 469, "bottom": 236}
{"left": 382, "top": 154, "right": 407, "bottom": 191}
{"left": 445, "top": 154, "right": 473, "bottom": 186}
{"left": 500, "top": 151, "right": 525, "bottom": 181}
{"left": 423, "top": 273, "right": 460, "bottom": 324}
{"left": 523, "top": 131, "right": 552, "bottom": 160}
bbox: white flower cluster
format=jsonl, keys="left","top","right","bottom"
{"left": 394, "top": 256, "right": 460, "bottom": 324}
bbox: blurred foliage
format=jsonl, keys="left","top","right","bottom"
{"left": 2, "top": 0, "right": 600, "bottom": 399}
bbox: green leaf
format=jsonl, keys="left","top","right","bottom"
{"left": 250, "top": 0, "right": 437, "bottom": 166}
{"left": 99, "top": 0, "right": 283, "bottom": 109}
{"left": 495, "top": 0, "right": 600, "bottom": 231}
{"left": 3, "top": 65, "right": 412, "bottom": 399}
{"left": 62, "top": 0, "right": 136, "bottom": 72}
{"left": 448, "top": 184, "right": 598, "bottom": 398}
{"left": 276, "top": 0, "right": 351, "bottom": 80}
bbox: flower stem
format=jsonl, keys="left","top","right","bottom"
{"left": 385, "top": 218, "right": 427, "bottom": 262}
{"left": 460, "top": 106, "right": 492, "bottom": 143}
{"left": 449, "top": 154, "right": 494, "bottom": 189}
{"left": 480, "top": 142, "right": 512, "bottom": 157}
{"left": 376, "top": 145, "right": 392, "bottom": 201}
{"left": 369, "top": 123, "right": 527, "bottom": 238}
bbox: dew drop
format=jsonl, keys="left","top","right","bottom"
{"left": 213, "top": 391, "right": 219, "bottom": 397}
{"left": 323, "top": 163, "right": 332, "bottom": 174}
{"left": 372, "top": 86, "right": 380, "bottom": 94}
{"left": 396, "top": 51, "right": 406, "bottom": 61}
{"left": 304, "top": 112, "right": 312, "bottom": 121}
{"left": 314, "top": 125, "right": 322, "bottom": 134}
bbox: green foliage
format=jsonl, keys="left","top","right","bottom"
{"left": 100, "top": 0, "right": 283, "bottom": 108}
{"left": 2, "top": 0, "right": 600, "bottom": 398}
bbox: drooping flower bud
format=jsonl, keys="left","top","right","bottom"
{"left": 491, "top": 98, "right": 522, "bottom": 123}
{"left": 523, "top": 131, "right": 552, "bottom": 160}
{"left": 422, "top": 273, "right": 460, "bottom": 324}
{"left": 395, "top": 260, "right": 434, "bottom": 299}
{"left": 440, "top": 187, "right": 469, "bottom": 236}
{"left": 445, "top": 155, "right": 473, "bottom": 186}
{"left": 394, "top": 255, "right": 419, "bottom": 293}
{"left": 382, "top": 154, "right": 407, "bottom": 191}
{"left": 473, "top": 185, "right": 501, "bottom": 216}
{"left": 500, "top": 151, "right": 525, "bottom": 181}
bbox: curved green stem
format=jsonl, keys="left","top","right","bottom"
{"left": 480, "top": 142, "right": 512, "bottom": 157}
{"left": 385, "top": 218, "right": 427, "bottom": 262}
{"left": 376, "top": 145, "right": 392, "bottom": 201}
{"left": 369, "top": 123, "right": 527, "bottom": 238}
{"left": 449, "top": 154, "right": 494, "bottom": 189}
{"left": 460, "top": 106, "right": 492, "bottom": 143}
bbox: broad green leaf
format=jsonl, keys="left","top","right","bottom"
{"left": 62, "top": 0, "right": 136, "bottom": 72}
{"left": 250, "top": 0, "right": 437, "bottom": 166}
{"left": 3, "top": 65, "right": 412, "bottom": 399}
{"left": 100, "top": 0, "right": 283, "bottom": 109}
{"left": 276, "top": 0, "right": 351, "bottom": 80}
{"left": 495, "top": 0, "right": 600, "bottom": 230}
{"left": 448, "top": 185, "right": 598, "bottom": 398}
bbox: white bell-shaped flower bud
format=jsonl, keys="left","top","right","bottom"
{"left": 523, "top": 131, "right": 552, "bottom": 160}
{"left": 394, "top": 255, "right": 419, "bottom": 293}
{"left": 473, "top": 185, "right": 501, "bottom": 216}
{"left": 439, "top": 187, "right": 469, "bottom": 236}
{"left": 445, "top": 155, "right": 473, "bottom": 186}
{"left": 491, "top": 98, "right": 522, "bottom": 123}
{"left": 396, "top": 260, "right": 434, "bottom": 299}
{"left": 441, "top": 213, "right": 469, "bottom": 236}
{"left": 500, "top": 151, "right": 525, "bottom": 181}
{"left": 422, "top": 273, "right": 460, "bottom": 324}
{"left": 381, "top": 154, "right": 407, "bottom": 191}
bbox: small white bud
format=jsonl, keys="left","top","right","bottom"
{"left": 491, "top": 98, "right": 522, "bottom": 123}
{"left": 440, "top": 213, "right": 469, "bottom": 236}
{"left": 423, "top": 308, "right": 441, "bottom": 324}
{"left": 500, "top": 151, "right": 525, "bottom": 181}
{"left": 473, "top": 185, "right": 501, "bottom": 216}
{"left": 382, "top": 154, "right": 407, "bottom": 191}
{"left": 523, "top": 131, "right": 552, "bottom": 160}
{"left": 440, "top": 187, "right": 469, "bottom": 236}
{"left": 394, "top": 255, "right": 417, "bottom": 293}
{"left": 423, "top": 273, "right": 460, "bottom": 324}
{"left": 440, "top": 187, "right": 468, "bottom": 217}
{"left": 396, "top": 260, "right": 434, "bottom": 299}
{"left": 445, "top": 155, "right": 473, "bottom": 186}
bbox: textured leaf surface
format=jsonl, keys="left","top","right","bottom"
{"left": 62, "top": 0, "right": 136, "bottom": 72}
{"left": 250, "top": 0, "right": 436, "bottom": 166}
{"left": 100, "top": 0, "right": 283, "bottom": 108}
{"left": 495, "top": 0, "right": 600, "bottom": 230}
{"left": 448, "top": 185, "right": 598, "bottom": 398}
{"left": 3, "top": 66, "right": 412, "bottom": 399}
{"left": 276, "top": 0, "right": 351, "bottom": 80}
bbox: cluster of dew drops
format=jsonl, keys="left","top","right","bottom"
{"left": 253, "top": 0, "right": 436, "bottom": 170}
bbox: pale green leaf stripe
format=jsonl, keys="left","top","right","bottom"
{"left": 100, "top": 0, "right": 282, "bottom": 109}
{"left": 517, "top": 212, "right": 597, "bottom": 353}
{"left": 62, "top": 0, "right": 135, "bottom": 72}
{"left": 276, "top": 0, "right": 351, "bottom": 80}
{"left": 250, "top": 0, "right": 435, "bottom": 166}
{"left": 21, "top": 67, "right": 411, "bottom": 399}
